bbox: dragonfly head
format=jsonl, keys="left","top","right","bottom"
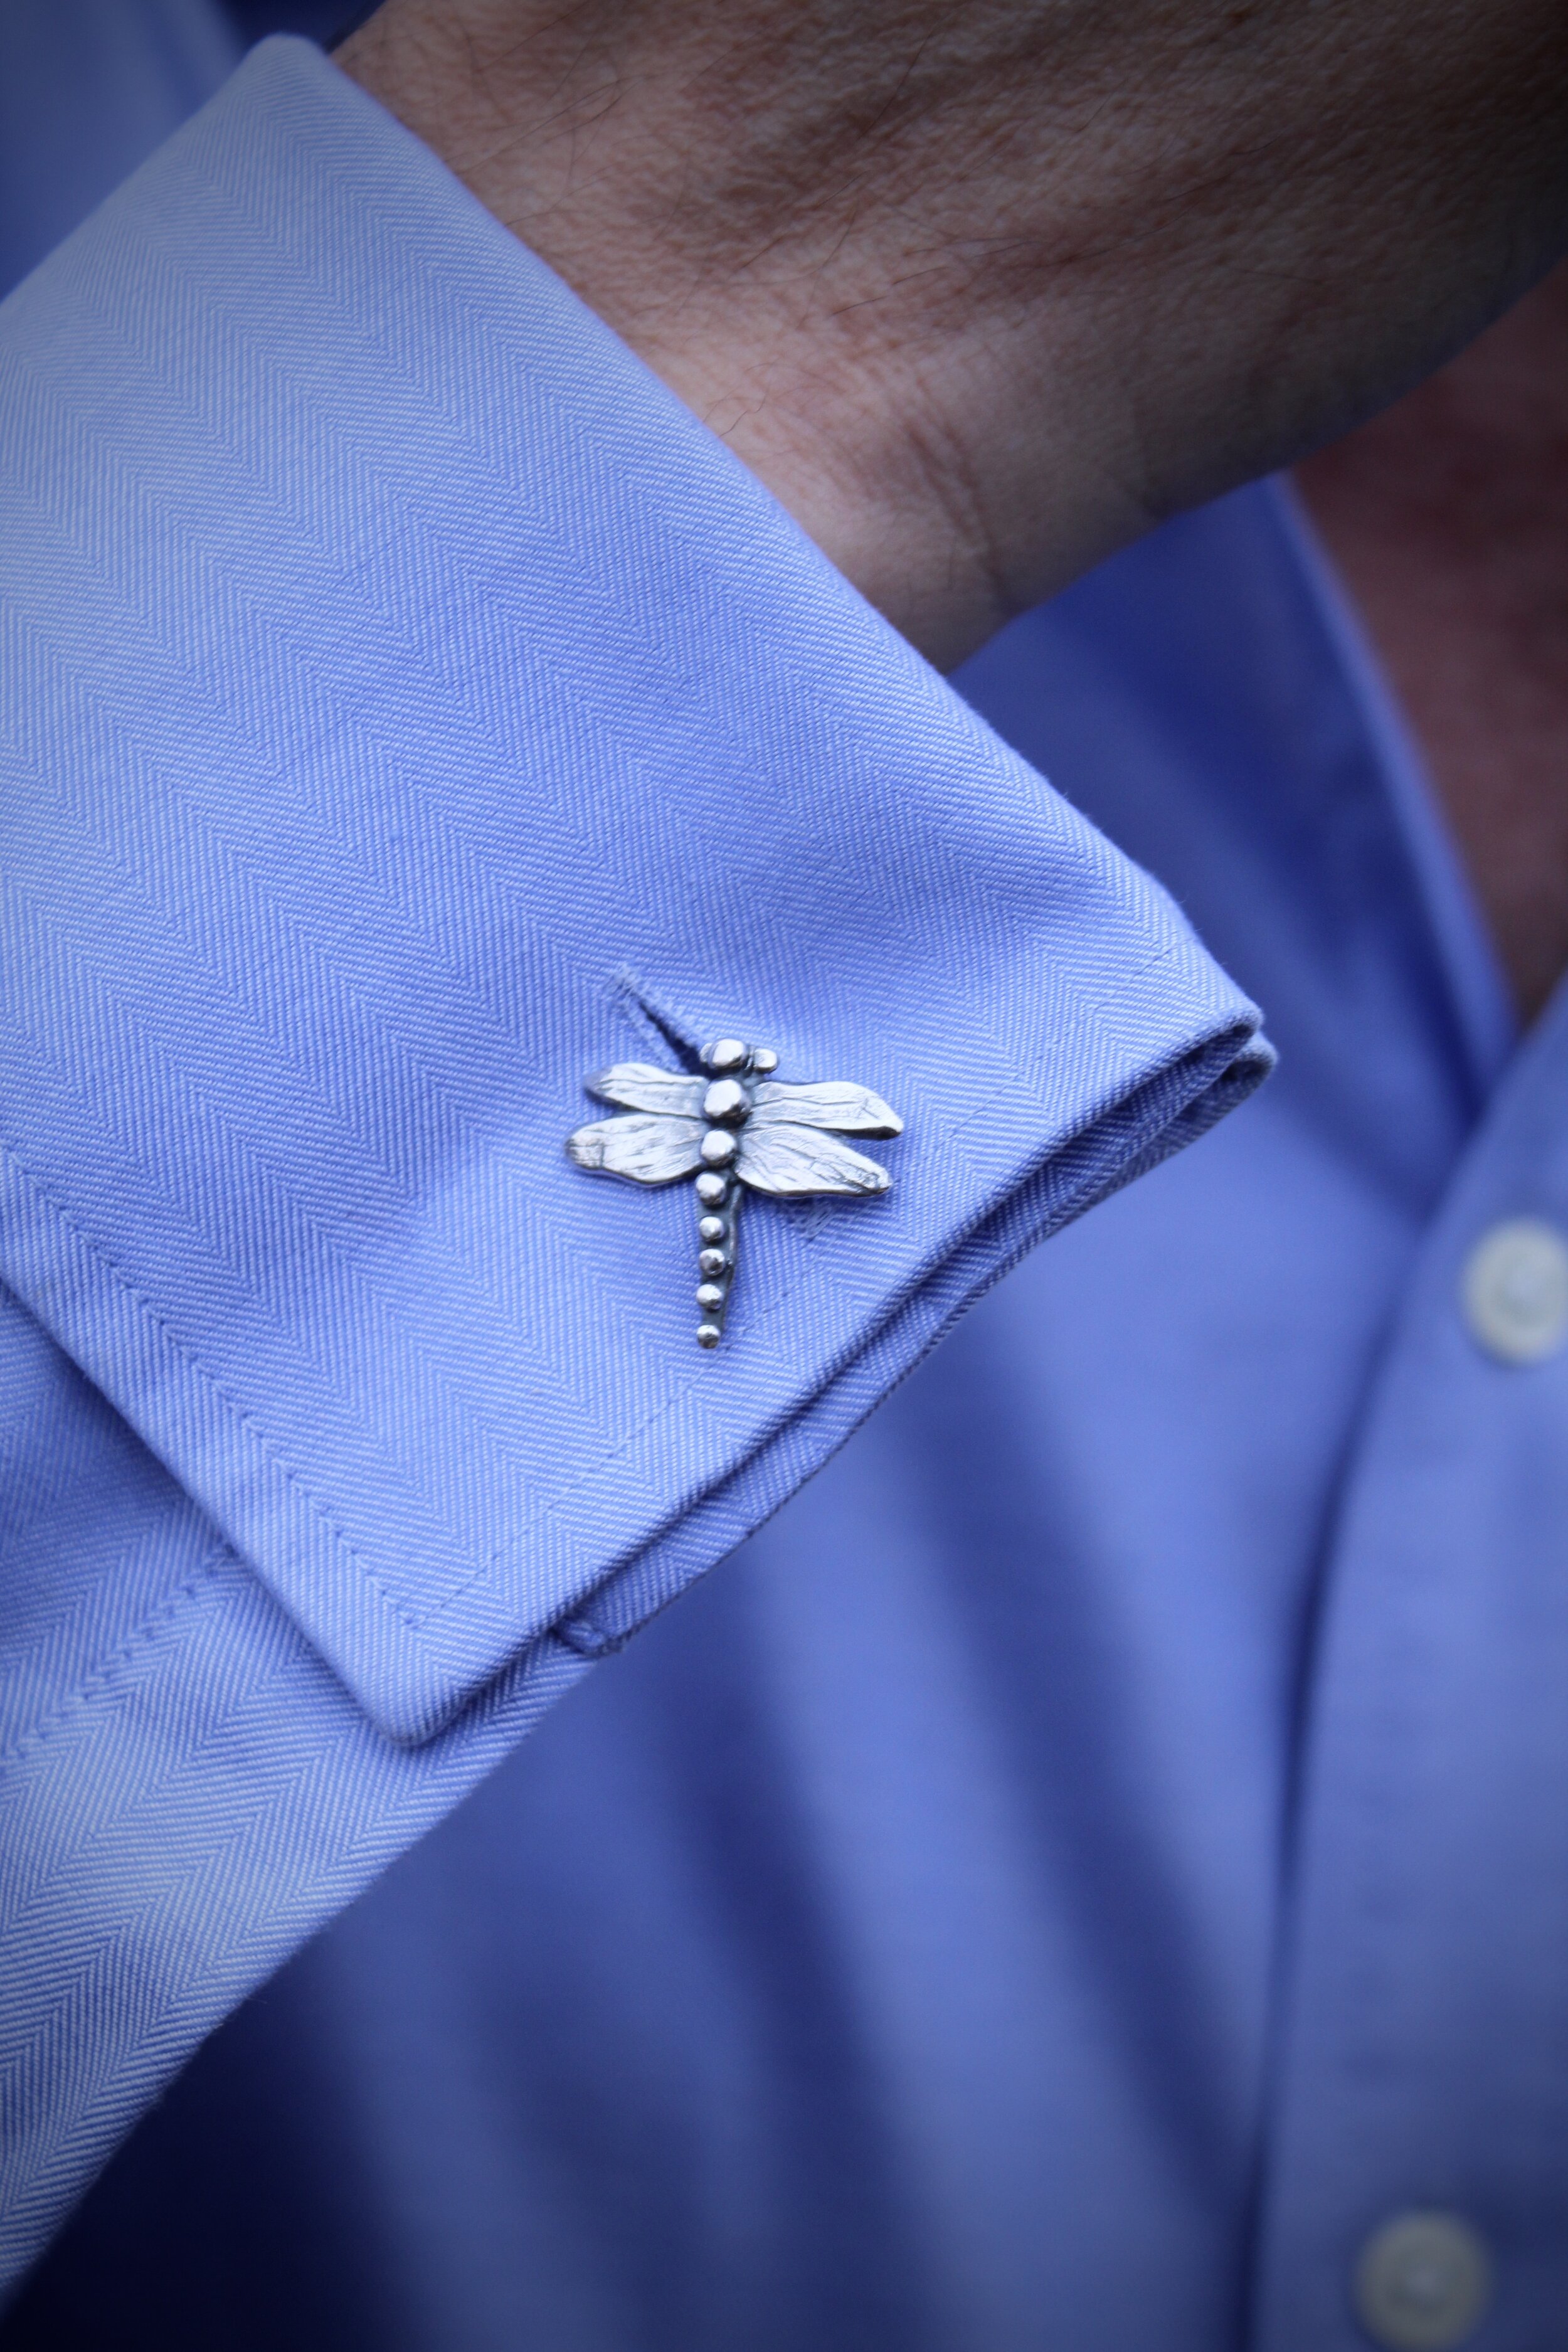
{"left": 702, "top": 1039, "right": 778, "bottom": 1077}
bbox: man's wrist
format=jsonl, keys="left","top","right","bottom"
{"left": 339, "top": 0, "right": 1568, "bottom": 668}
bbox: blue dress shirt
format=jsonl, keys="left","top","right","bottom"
{"left": 4, "top": 16, "right": 1567, "bottom": 2352}
{"left": 0, "top": 15, "right": 1263, "bottom": 2304}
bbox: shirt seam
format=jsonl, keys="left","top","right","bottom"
{"left": 0, "top": 1533, "right": 235, "bottom": 1776}
{"left": 1, "top": 933, "right": 1238, "bottom": 1726}
{"left": 0, "top": 1135, "right": 438, "bottom": 1665}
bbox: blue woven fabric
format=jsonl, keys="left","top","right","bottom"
{"left": 17, "top": 469, "right": 1563, "bottom": 2352}
{"left": 0, "top": 36, "right": 1264, "bottom": 2287}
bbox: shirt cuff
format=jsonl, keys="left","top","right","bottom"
{"left": 0, "top": 34, "right": 1269, "bottom": 1744}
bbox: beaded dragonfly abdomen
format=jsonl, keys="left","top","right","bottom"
{"left": 567, "top": 1038, "right": 902, "bottom": 1347}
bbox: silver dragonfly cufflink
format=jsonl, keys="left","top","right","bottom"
{"left": 567, "top": 1038, "right": 903, "bottom": 1348}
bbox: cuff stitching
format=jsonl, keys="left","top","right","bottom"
{"left": 0, "top": 1140, "right": 438, "bottom": 1663}
{"left": 0, "top": 1535, "right": 234, "bottom": 1775}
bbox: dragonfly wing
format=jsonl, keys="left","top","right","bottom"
{"left": 568, "top": 1113, "right": 705, "bottom": 1184}
{"left": 585, "top": 1063, "right": 707, "bottom": 1118}
{"left": 751, "top": 1081, "right": 902, "bottom": 1136}
{"left": 738, "top": 1121, "right": 892, "bottom": 1196}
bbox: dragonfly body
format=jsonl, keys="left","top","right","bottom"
{"left": 568, "top": 1039, "right": 902, "bottom": 1346}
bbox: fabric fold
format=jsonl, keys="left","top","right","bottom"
{"left": 0, "top": 35, "right": 1268, "bottom": 1745}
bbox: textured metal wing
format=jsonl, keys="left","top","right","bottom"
{"left": 585, "top": 1063, "right": 707, "bottom": 1118}
{"left": 567, "top": 1113, "right": 705, "bottom": 1185}
{"left": 750, "top": 1080, "right": 902, "bottom": 1137}
{"left": 738, "top": 1121, "right": 892, "bottom": 1195}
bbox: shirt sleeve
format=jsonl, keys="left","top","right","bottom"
{"left": 0, "top": 33, "right": 1268, "bottom": 2282}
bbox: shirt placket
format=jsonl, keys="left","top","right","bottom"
{"left": 1253, "top": 979, "right": 1568, "bottom": 2349}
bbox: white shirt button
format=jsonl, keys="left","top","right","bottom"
{"left": 1353, "top": 2212, "right": 1493, "bottom": 2349}
{"left": 1461, "top": 1217, "right": 1568, "bottom": 1364}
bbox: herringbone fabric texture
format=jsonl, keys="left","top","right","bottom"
{"left": 0, "top": 36, "right": 1264, "bottom": 2290}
